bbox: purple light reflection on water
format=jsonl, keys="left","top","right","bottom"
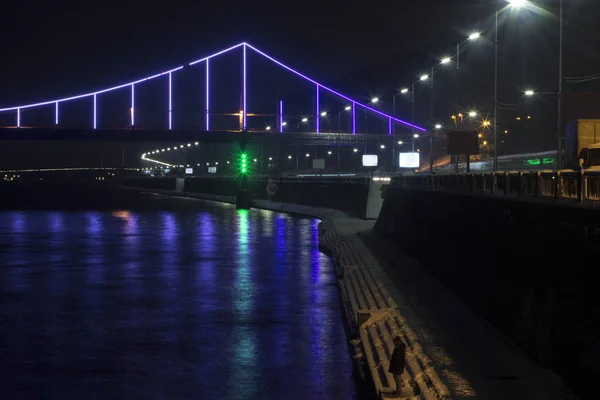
{"left": 0, "top": 204, "right": 356, "bottom": 400}
{"left": 197, "top": 212, "right": 216, "bottom": 284}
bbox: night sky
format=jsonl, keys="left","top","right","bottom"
{"left": 2, "top": 0, "right": 600, "bottom": 153}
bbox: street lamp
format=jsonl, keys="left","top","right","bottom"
{"left": 301, "top": 117, "right": 308, "bottom": 122}
{"left": 320, "top": 111, "right": 327, "bottom": 117}
{"left": 400, "top": 88, "right": 408, "bottom": 94}
{"left": 525, "top": 90, "right": 535, "bottom": 96}
{"left": 420, "top": 74, "right": 429, "bottom": 81}
{"left": 398, "top": 140, "right": 403, "bottom": 145}
{"left": 469, "top": 111, "right": 477, "bottom": 118}
{"left": 371, "top": 97, "right": 379, "bottom": 103}
{"left": 344, "top": 106, "right": 351, "bottom": 111}
{"left": 507, "top": 0, "right": 528, "bottom": 7}
{"left": 489, "top": 0, "right": 530, "bottom": 171}
{"left": 435, "top": 124, "right": 442, "bottom": 129}
{"left": 441, "top": 57, "right": 451, "bottom": 64}
{"left": 266, "top": 126, "right": 271, "bottom": 131}
{"left": 380, "top": 144, "right": 385, "bottom": 149}
{"left": 468, "top": 32, "right": 481, "bottom": 40}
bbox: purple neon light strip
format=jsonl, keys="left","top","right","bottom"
{"left": 388, "top": 118, "right": 392, "bottom": 135}
{"left": 243, "top": 44, "right": 247, "bottom": 131}
{"left": 316, "top": 85, "right": 320, "bottom": 134}
{"left": 0, "top": 65, "right": 183, "bottom": 112}
{"left": 131, "top": 84, "right": 135, "bottom": 126}
{"left": 188, "top": 42, "right": 245, "bottom": 66}
{"left": 93, "top": 94, "right": 97, "bottom": 129}
{"left": 168, "top": 72, "right": 172, "bottom": 130}
{"left": 352, "top": 102, "right": 356, "bottom": 134}
{"left": 279, "top": 100, "right": 283, "bottom": 133}
{"left": 206, "top": 60, "right": 210, "bottom": 131}
{"left": 17, "top": 108, "right": 20, "bottom": 128}
{"left": 55, "top": 102, "right": 58, "bottom": 125}
{"left": 244, "top": 43, "right": 425, "bottom": 132}
{"left": 206, "top": 59, "right": 210, "bottom": 130}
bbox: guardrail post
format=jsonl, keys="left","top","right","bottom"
{"left": 554, "top": 171, "right": 561, "bottom": 200}
{"left": 518, "top": 172, "right": 524, "bottom": 197}
{"left": 577, "top": 170, "right": 584, "bottom": 202}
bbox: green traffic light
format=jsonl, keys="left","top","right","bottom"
{"left": 239, "top": 151, "right": 250, "bottom": 175}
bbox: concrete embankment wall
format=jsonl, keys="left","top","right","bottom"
{"left": 376, "top": 186, "right": 600, "bottom": 398}
{"left": 122, "top": 177, "right": 382, "bottom": 218}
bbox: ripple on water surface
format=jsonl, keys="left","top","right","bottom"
{"left": 0, "top": 199, "right": 356, "bottom": 400}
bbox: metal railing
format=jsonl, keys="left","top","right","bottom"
{"left": 392, "top": 171, "right": 600, "bottom": 203}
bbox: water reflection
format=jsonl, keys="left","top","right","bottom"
{"left": 0, "top": 201, "right": 356, "bottom": 400}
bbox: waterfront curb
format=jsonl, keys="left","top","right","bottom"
{"left": 318, "top": 217, "right": 451, "bottom": 400}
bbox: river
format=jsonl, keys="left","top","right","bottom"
{"left": 0, "top": 191, "right": 356, "bottom": 399}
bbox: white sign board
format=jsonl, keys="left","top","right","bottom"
{"left": 312, "top": 159, "right": 325, "bottom": 169}
{"left": 208, "top": 167, "right": 217, "bottom": 174}
{"left": 362, "top": 154, "right": 378, "bottom": 167}
{"left": 399, "top": 152, "right": 420, "bottom": 168}
{"left": 185, "top": 168, "right": 193, "bottom": 174}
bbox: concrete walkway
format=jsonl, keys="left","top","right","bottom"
{"left": 320, "top": 215, "right": 578, "bottom": 400}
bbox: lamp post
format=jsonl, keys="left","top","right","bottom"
{"left": 492, "top": 0, "right": 529, "bottom": 171}
{"left": 557, "top": 0, "right": 563, "bottom": 169}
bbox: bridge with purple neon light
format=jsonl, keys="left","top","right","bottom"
{"left": 0, "top": 42, "right": 426, "bottom": 136}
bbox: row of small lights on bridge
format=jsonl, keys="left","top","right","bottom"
{"left": 141, "top": 140, "right": 417, "bottom": 168}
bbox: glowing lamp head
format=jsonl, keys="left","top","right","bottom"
{"left": 469, "top": 32, "right": 481, "bottom": 40}
{"left": 525, "top": 90, "right": 535, "bottom": 96}
{"left": 282, "top": 122, "right": 287, "bottom": 126}
{"left": 301, "top": 118, "right": 308, "bottom": 122}
{"left": 420, "top": 74, "right": 429, "bottom": 81}
{"left": 265, "top": 126, "right": 271, "bottom": 131}
{"left": 414, "top": 134, "right": 419, "bottom": 138}
{"left": 398, "top": 140, "right": 403, "bottom": 145}
{"left": 469, "top": 111, "right": 477, "bottom": 118}
{"left": 441, "top": 57, "right": 451, "bottom": 64}
{"left": 508, "top": 0, "right": 527, "bottom": 8}
{"left": 320, "top": 112, "right": 327, "bottom": 117}
{"left": 353, "top": 148, "right": 358, "bottom": 153}
{"left": 344, "top": 106, "right": 351, "bottom": 111}
{"left": 435, "top": 124, "right": 442, "bottom": 129}
{"left": 400, "top": 88, "right": 409, "bottom": 94}
{"left": 371, "top": 97, "right": 379, "bottom": 103}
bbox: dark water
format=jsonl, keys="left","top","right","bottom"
{"left": 0, "top": 193, "right": 356, "bottom": 399}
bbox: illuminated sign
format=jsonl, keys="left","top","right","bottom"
{"left": 524, "top": 159, "right": 541, "bottom": 165}
{"left": 312, "top": 159, "right": 325, "bottom": 169}
{"left": 399, "top": 152, "right": 420, "bottom": 168}
{"left": 185, "top": 168, "right": 193, "bottom": 174}
{"left": 208, "top": 167, "right": 217, "bottom": 174}
{"left": 362, "top": 154, "right": 378, "bottom": 167}
{"left": 543, "top": 158, "right": 556, "bottom": 164}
